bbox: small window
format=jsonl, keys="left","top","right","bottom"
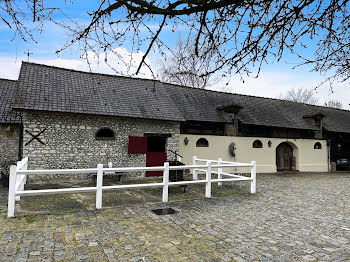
{"left": 95, "top": 128, "right": 115, "bottom": 140}
{"left": 314, "top": 142, "right": 322, "bottom": 149}
{"left": 253, "top": 140, "right": 263, "bottom": 148}
{"left": 315, "top": 119, "right": 321, "bottom": 128}
{"left": 196, "top": 138, "right": 209, "bottom": 147}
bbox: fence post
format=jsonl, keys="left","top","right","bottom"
{"left": 96, "top": 164, "right": 103, "bottom": 209}
{"left": 193, "top": 156, "right": 198, "bottom": 180}
{"left": 162, "top": 162, "right": 169, "bottom": 202}
{"left": 23, "top": 158, "right": 28, "bottom": 186}
{"left": 15, "top": 158, "right": 28, "bottom": 202}
{"left": 205, "top": 161, "right": 212, "bottom": 198}
{"left": 15, "top": 161, "right": 21, "bottom": 201}
{"left": 250, "top": 161, "right": 256, "bottom": 194}
{"left": 218, "top": 158, "right": 222, "bottom": 186}
{"left": 7, "top": 165, "right": 17, "bottom": 218}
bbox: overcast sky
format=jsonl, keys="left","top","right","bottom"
{"left": 0, "top": 1, "right": 349, "bottom": 110}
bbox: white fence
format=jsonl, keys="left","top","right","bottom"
{"left": 8, "top": 157, "right": 256, "bottom": 218}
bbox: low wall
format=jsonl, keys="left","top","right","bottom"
{"left": 179, "top": 135, "right": 328, "bottom": 173}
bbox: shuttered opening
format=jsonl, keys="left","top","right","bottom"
{"left": 128, "top": 135, "right": 169, "bottom": 177}
{"left": 128, "top": 136, "right": 148, "bottom": 154}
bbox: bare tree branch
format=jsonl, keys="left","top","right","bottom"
{"left": 1, "top": 0, "right": 350, "bottom": 87}
{"left": 280, "top": 87, "right": 319, "bottom": 105}
{"left": 324, "top": 100, "right": 343, "bottom": 109}
{"left": 159, "top": 38, "right": 218, "bottom": 88}
{"left": 136, "top": 14, "right": 167, "bottom": 74}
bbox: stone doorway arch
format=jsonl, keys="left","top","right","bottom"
{"left": 276, "top": 142, "right": 297, "bottom": 171}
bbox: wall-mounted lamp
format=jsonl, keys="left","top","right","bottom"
{"left": 268, "top": 140, "right": 272, "bottom": 147}
{"left": 184, "top": 137, "right": 189, "bottom": 145}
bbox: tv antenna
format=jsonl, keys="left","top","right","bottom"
{"left": 24, "top": 49, "right": 33, "bottom": 62}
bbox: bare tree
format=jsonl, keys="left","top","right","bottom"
{"left": 158, "top": 39, "right": 218, "bottom": 89}
{"left": 280, "top": 88, "right": 319, "bottom": 105}
{"left": 324, "top": 100, "right": 343, "bottom": 109}
{"left": 1, "top": 1, "right": 350, "bottom": 84}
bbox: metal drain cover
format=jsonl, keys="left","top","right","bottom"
{"left": 151, "top": 208, "right": 177, "bottom": 215}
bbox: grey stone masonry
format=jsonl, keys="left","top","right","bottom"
{"left": 21, "top": 111, "right": 180, "bottom": 180}
{"left": 0, "top": 124, "right": 20, "bottom": 170}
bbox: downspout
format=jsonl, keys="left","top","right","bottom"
{"left": 327, "top": 140, "right": 331, "bottom": 171}
{"left": 18, "top": 113, "right": 23, "bottom": 160}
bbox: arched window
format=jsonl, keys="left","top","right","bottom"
{"left": 196, "top": 138, "right": 209, "bottom": 147}
{"left": 314, "top": 142, "right": 322, "bottom": 149}
{"left": 95, "top": 128, "right": 115, "bottom": 140}
{"left": 253, "top": 140, "right": 263, "bottom": 148}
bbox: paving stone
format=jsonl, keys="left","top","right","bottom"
{"left": 0, "top": 172, "right": 350, "bottom": 261}
{"left": 103, "top": 248, "right": 114, "bottom": 254}
{"left": 29, "top": 251, "right": 41, "bottom": 256}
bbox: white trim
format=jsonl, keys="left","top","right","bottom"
{"left": 7, "top": 156, "right": 257, "bottom": 217}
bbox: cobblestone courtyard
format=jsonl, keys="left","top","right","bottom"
{"left": 0, "top": 172, "right": 349, "bottom": 261}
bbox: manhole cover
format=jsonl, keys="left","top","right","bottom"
{"left": 151, "top": 208, "right": 177, "bottom": 215}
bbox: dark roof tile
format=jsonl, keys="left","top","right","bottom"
{"left": 12, "top": 62, "right": 350, "bottom": 133}
{"left": 0, "top": 79, "right": 20, "bottom": 124}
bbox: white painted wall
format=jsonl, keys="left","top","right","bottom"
{"left": 179, "top": 135, "right": 328, "bottom": 173}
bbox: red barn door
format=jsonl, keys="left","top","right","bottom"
{"left": 146, "top": 152, "right": 167, "bottom": 177}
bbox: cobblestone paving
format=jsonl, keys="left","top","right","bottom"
{"left": 0, "top": 172, "right": 350, "bottom": 261}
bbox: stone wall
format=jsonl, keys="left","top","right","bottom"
{"left": 21, "top": 111, "right": 180, "bottom": 181}
{"left": 0, "top": 124, "right": 20, "bottom": 171}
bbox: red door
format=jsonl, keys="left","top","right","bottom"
{"left": 146, "top": 152, "right": 167, "bottom": 177}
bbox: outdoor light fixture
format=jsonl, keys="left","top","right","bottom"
{"left": 184, "top": 137, "right": 189, "bottom": 145}
{"left": 268, "top": 140, "right": 272, "bottom": 147}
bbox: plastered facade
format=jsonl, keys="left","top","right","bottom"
{"left": 179, "top": 134, "right": 329, "bottom": 173}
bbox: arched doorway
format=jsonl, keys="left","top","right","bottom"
{"left": 276, "top": 142, "right": 294, "bottom": 171}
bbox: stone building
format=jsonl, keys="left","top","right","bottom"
{"left": 0, "top": 79, "right": 21, "bottom": 171}
{"left": 12, "top": 62, "right": 181, "bottom": 178}
{"left": 1, "top": 62, "right": 350, "bottom": 177}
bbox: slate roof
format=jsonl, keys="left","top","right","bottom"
{"left": 13, "top": 62, "right": 350, "bottom": 134}
{"left": 0, "top": 79, "right": 20, "bottom": 124}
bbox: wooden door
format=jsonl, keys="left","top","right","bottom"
{"left": 146, "top": 152, "right": 167, "bottom": 177}
{"left": 276, "top": 142, "right": 293, "bottom": 171}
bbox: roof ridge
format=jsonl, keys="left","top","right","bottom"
{"left": 161, "top": 81, "right": 350, "bottom": 113}
{"left": 21, "top": 61, "right": 160, "bottom": 82}
{"left": 0, "top": 78, "right": 17, "bottom": 82}
{"left": 21, "top": 61, "right": 349, "bottom": 113}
